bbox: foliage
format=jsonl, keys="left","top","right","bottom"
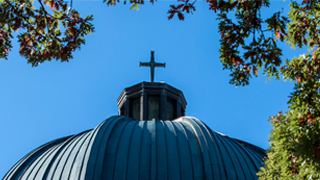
{"left": 168, "top": 0, "right": 288, "bottom": 86}
{"left": 0, "top": 0, "right": 94, "bottom": 66}
{"left": 257, "top": 110, "right": 320, "bottom": 179}
{"left": 2, "top": 0, "right": 320, "bottom": 179}
{"left": 257, "top": 1, "right": 320, "bottom": 179}
{"left": 166, "top": 0, "right": 320, "bottom": 178}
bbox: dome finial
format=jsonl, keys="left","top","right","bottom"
{"left": 139, "top": 51, "right": 166, "bottom": 82}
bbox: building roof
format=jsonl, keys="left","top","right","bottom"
{"left": 4, "top": 116, "right": 265, "bottom": 180}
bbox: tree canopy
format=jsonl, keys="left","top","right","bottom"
{"left": 1, "top": 0, "right": 320, "bottom": 179}
{"left": 0, "top": 0, "right": 94, "bottom": 66}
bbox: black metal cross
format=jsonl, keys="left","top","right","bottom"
{"left": 139, "top": 51, "right": 166, "bottom": 82}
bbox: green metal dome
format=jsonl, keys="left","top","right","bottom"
{"left": 4, "top": 116, "right": 265, "bottom": 180}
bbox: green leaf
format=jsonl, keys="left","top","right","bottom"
{"left": 130, "top": 3, "right": 139, "bottom": 11}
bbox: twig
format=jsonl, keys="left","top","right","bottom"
{"left": 5, "top": 0, "right": 35, "bottom": 28}
{"left": 38, "top": 0, "right": 51, "bottom": 16}
{"left": 38, "top": 0, "right": 51, "bottom": 35}
{"left": 192, "top": 0, "right": 197, "bottom": 5}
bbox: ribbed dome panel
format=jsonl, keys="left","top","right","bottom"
{"left": 4, "top": 116, "right": 266, "bottom": 180}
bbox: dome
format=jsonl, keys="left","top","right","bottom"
{"left": 4, "top": 116, "right": 265, "bottom": 180}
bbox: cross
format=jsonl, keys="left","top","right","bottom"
{"left": 139, "top": 51, "right": 166, "bottom": 82}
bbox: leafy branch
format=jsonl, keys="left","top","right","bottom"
{"left": 0, "top": 0, "right": 94, "bottom": 66}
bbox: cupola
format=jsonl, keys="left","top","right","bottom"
{"left": 117, "top": 51, "right": 187, "bottom": 120}
{"left": 117, "top": 81, "right": 187, "bottom": 120}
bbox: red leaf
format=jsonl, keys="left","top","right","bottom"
{"left": 50, "top": 0, "right": 55, "bottom": 9}
{"left": 276, "top": 31, "right": 279, "bottom": 39}
{"left": 62, "top": 4, "right": 67, "bottom": 11}
{"left": 177, "top": 4, "right": 184, "bottom": 9}
{"left": 168, "top": 10, "right": 175, "bottom": 20}
{"left": 55, "top": 3, "right": 59, "bottom": 11}
{"left": 168, "top": 14, "right": 174, "bottom": 20}
{"left": 183, "top": 5, "right": 190, "bottom": 13}
{"left": 170, "top": 5, "right": 177, "bottom": 10}
{"left": 190, "top": 4, "right": 195, "bottom": 11}
{"left": 313, "top": 49, "right": 317, "bottom": 59}
{"left": 178, "top": 12, "right": 184, "bottom": 21}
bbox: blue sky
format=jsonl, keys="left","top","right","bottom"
{"left": 0, "top": 0, "right": 307, "bottom": 177}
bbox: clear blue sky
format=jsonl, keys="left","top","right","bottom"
{"left": 0, "top": 0, "right": 306, "bottom": 177}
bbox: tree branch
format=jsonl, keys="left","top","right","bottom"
{"left": 37, "top": 0, "right": 51, "bottom": 35}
